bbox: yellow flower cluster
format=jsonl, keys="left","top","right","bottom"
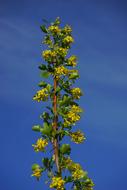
{"left": 85, "top": 179, "right": 95, "bottom": 189}
{"left": 42, "top": 50, "right": 56, "bottom": 61}
{"left": 61, "top": 157, "right": 73, "bottom": 169}
{"left": 71, "top": 105, "right": 82, "bottom": 113}
{"left": 43, "top": 37, "right": 52, "bottom": 46}
{"left": 63, "top": 36, "right": 74, "bottom": 44}
{"left": 33, "top": 88, "right": 49, "bottom": 102}
{"left": 32, "top": 168, "right": 42, "bottom": 179}
{"left": 70, "top": 163, "right": 85, "bottom": 180}
{"left": 64, "top": 157, "right": 73, "bottom": 166}
{"left": 67, "top": 55, "right": 77, "bottom": 67}
{"left": 64, "top": 111, "right": 80, "bottom": 126}
{"left": 50, "top": 176, "right": 65, "bottom": 190}
{"left": 71, "top": 87, "right": 82, "bottom": 99}
{"left": 74, "top": 178, "right": 94, "bottom": 190}
{"left": 56, "top": 47, "right": 68, "bottom": 57}
{"left": 48, "top": 25, "right": 61, "bottom": 34}
{"left": 64, "top": 105, "right": 82, "bottom": 126}
{"left": 70, "top": 130, "right": 86, "bottom": 144}
{"left": 32, "top": 138, "right": 48, "bottom": 152}
{"left": 63, "top": 25, "right": 72, "bottom": 34}
{"left": 55, "top": 66, "right": 68, "bottom": 78}
{"left": 62, "top": 158, "right": 86, "bottom": 180}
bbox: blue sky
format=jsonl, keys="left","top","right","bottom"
{"left": 0, "top": 0, "right": 127, "bottom": 189}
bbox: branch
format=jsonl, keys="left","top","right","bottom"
{"left": 53, "top": 77, "right": 60, "bottom": 173}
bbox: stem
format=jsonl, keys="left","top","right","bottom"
{"left": 53, "top": 77, "right": 60, "bottom": 173}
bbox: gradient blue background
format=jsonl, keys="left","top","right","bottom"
{"left": 0, "top": 0, "right": 127, "bottom": 189}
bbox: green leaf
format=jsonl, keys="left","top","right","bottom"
{"left": 46, "top": 84, "right": 51, "bottom": 92}
{"left": 40, "top": 122, "right": 52, "bottom": 136}
{"left": 43, "top": 122, "right": 49, "bottom": 128}
{"left": 40, "top": 25, "right": 48, "bottom": 33}
{"left": 54, "top": 17, "right": 60, "bottom": 25}
{"left": 82, "top": 171, "right": 88, "bottom": 180}
{"left": 63, "top": 131, "right": 70, "bottom": 136}
{"left": 42, "top": 158, "right": 49, "bottom": 166}
{"left": 38, "top": 81, "right": 47, "bottom": 87}
{"left": 41, "top": 112, "right": 50, "bottom": 120}
{"left": 41, "top": 71, "right": 50, "bottom": 78}
{"left": 60, "top": 144, "right": 71, "bottom": 155}
{"left": 59, "top": 96, "right": 71, "bottom": 106}
{"left": 42, "top": 157, "right": 52, "bottom": 169}
{"left": 55, "top": 86, "right": 61, "bottom": 94}
{"left": 69, "top": 72, "right": 79, "bottom": 79}
{"left": 38, "top": 64, "right": 47, "bottom": 70}
{"left": 32, "top": 163, "right": 40, "bottom": 171}
{"left": 64, "top": 176, "right": 73, "bottom": 183}
{"left": 32, "top": 125, "right": 41, "bottom": 132}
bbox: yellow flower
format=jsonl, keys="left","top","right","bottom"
{"left": 63, "top": 36, "right": 74, "bottom": 44}
{"left": 67, "top": 111, "right": 80, "bottom": 122}
{"left": 64, "top": 111, "right": 80, "bottom": 126}
{"left": 64, "top": 105, "right": 82, "bottom": 126}
{"left": 33, "top": 88, "right": 49, "bottom": 102}
{"left": 55, "top": 66, "right": 68, "bottom": 78}
{"left": 42, "top": 50, "right": 56, "bottom": 61}
{"left": 71, "top": 87, "right": 82, "bottom": 99}
{"left": 71, "top": 105, "right": 82, "bottom": 113}
{"left": 72, "top": 168, "right": 86, "bottom": 180}
{"left": 85, "top": 178, "right": 95, "bottom": 189}
{"left": 62, "top": 25, "right": 72, "bottom": 34}
{"left": 56, "top": 47, "right": 68, "bottom": 57}
{"left": 74, "top": 178, "right": 94, "bottom": 190}
{"left": 50, "top": 176, "right": 65, "bottom": 190}
{"left": 70, "top": 130, "right": 86, "bottom": 144}
{"left": 32, "top": 138, "right": 48, "bottom": 152}
{"left": 43, "top": 36, "right": 52, "bottom": 46}
{"left": 48, "top": 25, "right": 61, "bottom": 34}
{"left": 69, "top": 163, "right": 86, "bottom": 180}
{"left": 67, "top": 55, "right": 77, "bottom": 67}
{"left": 31, "top": 168, "right": 42, "bottom": 179}
{"left": 61, "top": 157, "right": 73, "bottom": 169}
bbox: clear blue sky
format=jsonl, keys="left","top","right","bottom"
{"left": 0, "top": 0, "right": 127, "bottom": 190}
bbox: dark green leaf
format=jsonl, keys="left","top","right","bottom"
{"left": 41, "top": 112, "right": 50, "bottom": 120}
{"left": 60, "top": 144, "right": 71, "bottom": 155}
{"left": 38, "top": 64, "right": 47, "bottom": 70}
{"left": 65, "top": 176, "right": 73, "bottom": 183}
{"left": 42, "top": 157, "right": 53, "bottom": 170}
{"left": 41, "top": 71, "right": 50, "bottom": 78}
{"left": 42, "top": 158, "right": 49, "bottom": 167}
{"left": 40, "top": 25, "right": 48, "bottom": 33}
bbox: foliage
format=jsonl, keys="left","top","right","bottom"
{"left": 31, "top": 17, "right": 94, "bottom": 190}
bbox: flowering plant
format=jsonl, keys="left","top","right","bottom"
{"left": 31, "top": 17, "right": 94, "bottom": 190}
